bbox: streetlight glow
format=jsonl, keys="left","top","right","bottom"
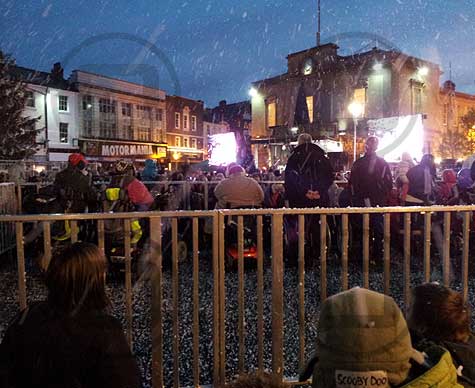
{"left": 249, "top": 87, "right": 258, "bottom": 98}
{"left": 418, "top": 66, "right": 429, "bottom": 77}
{"left": 348, "top": 101, "right": 364, "bottom": 118}
{"left": 373, "top": 62, "right": 383, "bottom": 71}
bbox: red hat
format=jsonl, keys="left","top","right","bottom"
{"left": 68, "top": 153, "right": 88, "bottom": 167}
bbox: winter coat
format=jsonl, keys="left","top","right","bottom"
{"left": 407, "top": 164, "right": 437, "bottom": 204}
{"left": 400, "top": 345, "right": 463, "bottom": 387}
{"left": 214, "top": 172, "right": 264, "bottom": 209}
{"left": 284, "top": 143, "right": 334, "bottom": 208}
{"left": 442, "top": 336, "right": 475, "bottom": 387}
{"left": 142, "top": 159, "right": 158, "bottom": 181}
{"left": 54, "top": 166, "right": 96, "bottom": 213}
{"left": 0, "top": 301, "right": 141, "bottom": 388}
{"left": 350, "top": 154, "right": 393, "bottom": 207}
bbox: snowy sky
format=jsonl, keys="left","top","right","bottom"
{"left": 1, "top": 0, "right": 474, "bottom": 106}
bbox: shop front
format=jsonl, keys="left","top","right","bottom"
{"left": 79, "top": 139, "right": 167, "bottom": 166}
{"left": 167, "top": 146, "right": 205, "bottom": 170}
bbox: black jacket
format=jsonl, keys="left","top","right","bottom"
{"left": 284, "top": 143, "right": 334, "bottom": 208}
{"left": 350, "top": 153, "right": 393, "bottom": 207}
{"left": 0, "top": 302, "right": 141, "bottom": 388}
{"left": 54, "top": 166, "right": 96, "bottom": 213}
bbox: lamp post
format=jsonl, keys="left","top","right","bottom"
{"left": 348, "top": 101, "right": 364, "bottom": 163}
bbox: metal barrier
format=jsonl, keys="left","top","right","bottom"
{"left": 0, "top": 183, "right": 19, "bottom": 257}
{"left": 0, "top": 205, "right": 473, "bottom": 387}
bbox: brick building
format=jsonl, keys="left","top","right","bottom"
{"left": 165, "top": 95, "right": 205, "bottom": 168}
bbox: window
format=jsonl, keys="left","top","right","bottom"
{"left": 59, "top": 95, "right": 68, "bottom": 111}
{"left": 25, "top": 91, "right": 35, "bottom": 107}
{"left": 122, "top": 103, "right": 132, "bottom": 117}
{"left": 84, "top": 119, "right": 93, "bottom": 136}
{"left": 413, "top": 87, "right": 422, "bottom": 114}
{"left": 99, "top": 98, "right": 116, "bottom": 114}
{"left": 191, "top": 115, "right": 197, "bottom": 131}
{"left": 191, "top": 138, "right": 197, "bottom": 149}
{"left": 122, "top": 124, "right": 133, "bottom": 139}
{"left": 156, "top": 108, "right": 163, "bottom": 122}
{"left": 183, "top": 137, "right": 189, "bottom": 148}
{"left": 99, "top": 121, "right": 116, "bottom": 139}
{"left": 138, "top": 127, "right": 151, "bottom": 141}
{"left": 82, "top": 95, "right": 93, "bottom": 110}
{"left": 306, "top": 96, "right": 314, "bottom": 123}
{"left": 175, "top": 112, "right": 181, "bottom": 129}
{"left": 59, "top": 123, "right": 68, "bottom": 143}
{"left": 183, "top": 114, "right": 189, "bottom": 130}
{"left": 175, "top": 136, "right": 181, "bottom": 147}
{"left": 443, "top": 103, "right": 448, "bottom": 125}
{"left": 267, "top": 101, "right": 276, "bottom": 127}
{"left": 136, "top": 105, "right": 151, "bottom": 119}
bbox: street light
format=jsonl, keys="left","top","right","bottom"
{"left": 249, "top": 87, "right": 258, "bottom": 98}
{"left": 348, "top": 101, "right": 364, "bottom": 163}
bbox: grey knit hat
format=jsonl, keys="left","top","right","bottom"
{"left": 302, "top": 288, "right": 424, "bottom": 387}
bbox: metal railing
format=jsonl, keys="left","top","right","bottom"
{"left": 0, "top": 205, "right": 473, "bottom": 387}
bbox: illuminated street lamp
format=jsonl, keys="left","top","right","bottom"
{"left": 348, "top": 101, "right": 364, "bottom": 163}
{"left": 418, "top": 66, "right": 429, "bottom": 77}
{"left": 249, "top": 87, "right": 258, "bottom": 98}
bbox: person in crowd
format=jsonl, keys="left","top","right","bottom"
{"left": 141, "top": 159, "right": 158, "bottom": 182}
{"left": 0, "top": 242, "right": 141, "bottom": 388}
{"left": 214, "top": 164, "right": 264, "bottom": 209}
{"left": 284, "top": 133, "right": 334, "bottom": 264}
{"left": 396, "top": 152, "right": 415, "bottom": 202}
{"left": 285, "top": 133, "right": 334, "bottom": 208}
{"left": 228, "top": 372, "right": 283, "bottom": 388}
{"left": 350, "top": 136, "right": 392, "bottom": 261}
{"left": 407, "top": 283, "right": 475, "bottom": 387}
{"left": 406, "top": 154, "right": 437, "bottom": 205}
{"left": 299, "top": 287, "right": 462, "bottom": 387}
{"left": 437, "top": 169, "right": 457, "bottom": 205}
{"left": 110, "top": 159, "right": 154, "bottom": 211}
{"left": 454, "top": 168, "right": 475, "bottom": 205}
{"left": 350, "top": 136, "right": 393, "bottom": 207}
{"left": 54, "top": 153, "right": 97, "bottom": 213}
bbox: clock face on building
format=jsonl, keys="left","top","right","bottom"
{"left": 302, "top": 58, "right": 313, "bottom": 75}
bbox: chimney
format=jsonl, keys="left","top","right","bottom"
{"left": 51, "top": 62, "right": 64, "bottom": 80}
{"left": 219, "top": 100, "right": 227, "bottom": 107}
{"left": 443, "top": 80, "right": 456, "bottom": 92}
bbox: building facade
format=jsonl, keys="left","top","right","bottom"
{"left": 12, "top": 63, "right": 80, "bottom": 162}
{"left": 165, "top": 95, "right": 205, "bottom": 167}
{"left": 251, "top": 44, "right": 442, "bottom": 165}
{"left": 70, "top": 70, "right": 167, "bottom": 163}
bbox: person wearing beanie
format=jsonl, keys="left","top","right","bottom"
{"left": 214, "top": 164, "right": 264, "bottom": 209}
{"left": 54, "top": 153, "right": 96, "bottom": 213}
{"left": 300, "top": 287, "right": 462, "bottom": 387}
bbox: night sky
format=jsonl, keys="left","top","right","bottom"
{"left": 1, "top": 0, "right": 474, "bottom": 106}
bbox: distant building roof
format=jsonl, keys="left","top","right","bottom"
{"left": 10, "top": 64, "right": 73, "bottom": 91}
{"left": 208, "top": 100, "right": 251, "bottom": 129}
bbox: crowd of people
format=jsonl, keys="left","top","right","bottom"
{"left": 0, "top": 241, "right": 473, "bottom": 387}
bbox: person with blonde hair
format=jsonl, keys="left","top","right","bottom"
{"left": 0, "top": 242, "right": 140, "bottom": 388}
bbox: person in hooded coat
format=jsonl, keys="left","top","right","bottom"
{"left": 284, "top": 134, "right": 334, "bottom": 265}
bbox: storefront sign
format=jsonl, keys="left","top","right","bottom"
{"left": 80, "top": 140, "right": 167, "bottom": 159}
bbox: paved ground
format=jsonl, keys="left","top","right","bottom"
{"left": 1, "top": 250, "right": 474, "bottom": 387}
